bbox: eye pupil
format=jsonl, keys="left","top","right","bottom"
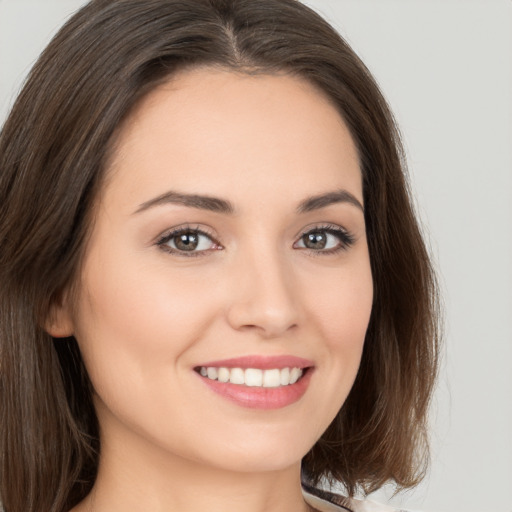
{"left": 304, "top": 232, "right": 327, "bottom": 249}
{"left": 174, "top": 232, "right": 199, "bottom": 251}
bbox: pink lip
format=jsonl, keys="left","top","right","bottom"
{"left": 194, "top": 355, "right": 315, "bottom": 410}
{"left": 196, "top": 354, "right": 314, "bottom": 370}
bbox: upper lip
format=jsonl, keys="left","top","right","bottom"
{"left": 195, "top": 355, "right": 314, "bottom": 370}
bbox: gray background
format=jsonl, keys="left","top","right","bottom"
{"left": 1, "top": 1, "right": 511, "bottom": 511}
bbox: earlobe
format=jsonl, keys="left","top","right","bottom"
{"left": 44, "top": 294, "right": 75, "bottom": 338}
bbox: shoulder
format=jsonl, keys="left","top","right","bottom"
{"left": 302, "top": 484, "right": 408, "bottom": 512}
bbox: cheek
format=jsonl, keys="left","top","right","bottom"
{"left": 311, "top": 258, "right": 373, "bottom": 353}
{"left": 305, "top": 255, "right": 373, "bottom": 406}
{"left": 70, "top": 247, "right": 220, "bottom": 404}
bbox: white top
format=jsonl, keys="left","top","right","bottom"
{"left": 303, "top": 487, "right": 403, "bottom": 512}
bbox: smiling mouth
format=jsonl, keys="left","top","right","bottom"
{"left": 194, "top": 356, "right": 314, "bottom": 409}
{"left": 195, "top": 366, "right": 306, "bottom": 388}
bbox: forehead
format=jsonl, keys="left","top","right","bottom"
{"left": 104, "top": 68, "right": 362, "bottom": 212}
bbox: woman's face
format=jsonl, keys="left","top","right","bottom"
{"left": 64, "top": 68, "right": 373, "bottom": 473}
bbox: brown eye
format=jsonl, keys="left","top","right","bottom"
{"left": 302, "top": 232, "right": 328, "bottom": 250}
{"left": 294, "top": 226, "right": 355, "bottom": 253}
{"left": 173, "top": 232, "right": 200, "bottom": 251}
{"left": 158, "top": 228, "right": 219, "bottom": 255}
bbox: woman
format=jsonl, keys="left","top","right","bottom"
{"left": 0, "top": 1, "right": 440, "bottom": 511}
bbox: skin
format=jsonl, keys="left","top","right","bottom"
{"left": 50, "top": 68, "right": 373, "bottom": 512}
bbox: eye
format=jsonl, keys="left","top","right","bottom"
{"left": 157, "top": 227, "right": 221, "bottom": 256}
{"left": 294, "top": 225, "right": 355, "bottom": 253}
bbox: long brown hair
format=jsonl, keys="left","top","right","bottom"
{"left": 0, "top": 1, "right": 441, "bottom": 510}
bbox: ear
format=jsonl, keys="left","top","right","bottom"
{"left": 44, "top": 291, "right": 75, "bottom": 338}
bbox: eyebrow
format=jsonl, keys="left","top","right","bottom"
{"left": 133, "top": 188, "right": 363, "bottom": 215}
{"left": 297, "top": 189, "right": 364, "bottom": 213}
{"left": 134, "top": 191, "right": 235, "bottom": 215}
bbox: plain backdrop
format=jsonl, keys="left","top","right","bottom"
{"left": 1, "top": 1, "right": 511, "bottom": 512}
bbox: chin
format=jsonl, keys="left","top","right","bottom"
{"left": 193, "top": 430, "right": 317, "bottom": 474}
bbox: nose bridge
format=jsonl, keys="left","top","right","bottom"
{"left": 226, "top": 240, "right": 299, "bottom": 337}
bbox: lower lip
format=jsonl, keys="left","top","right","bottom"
{"left": 197, "top": 369, "right": 313, "bottom": 410}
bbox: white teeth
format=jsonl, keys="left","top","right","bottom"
{"left": 245, "top": 368, "right": 263, "bottom": 387}
{"left": 230, "top": 367, "right": 245, "bottom": 385}
{"left": 289, "top": 367, "right": 302, "bottom": 384}
{"left": 279, "top": 367, "right": 290, "bottom": 386}
{"left": 263, "top": 369, "right": 281, "bottom": 388}
{"left": 217, "top": 367, "right": 230, "bottom": 383}
{"left": 199, "top": 366, "right": 304, "bottom": 387}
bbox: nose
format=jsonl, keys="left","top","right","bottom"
{"left": 226, "top": 248, "right": 300, "bottom": 339}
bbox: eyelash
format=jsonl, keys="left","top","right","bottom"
{"left": 295, "top": 224, "right": 356, "bottom": 255}
{"left": 156, "top": 223, "right": 355, "bottom": 257}
{"left": 156, "top": 225, "right": 220, "bottom": 258}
